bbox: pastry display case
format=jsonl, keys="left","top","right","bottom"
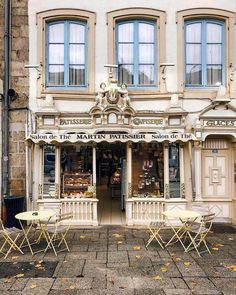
{"left": 62, "top": 172, "right": 93, "bottom": 198}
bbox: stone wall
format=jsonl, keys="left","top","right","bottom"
{"left": 0, "top": 0, "right": 28, "bottom": 196}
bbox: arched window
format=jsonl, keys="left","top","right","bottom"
{"left": 108, "top": 113, "right": 117, "bottom": 124}
{"left": 185, "top": 19, "right": 224, "bottom": 87}
{"left": 46, "top": 20, "right": 87, "bottom": 88}
{"left": 116, "top": 20, "right": 156, "bottom": 87}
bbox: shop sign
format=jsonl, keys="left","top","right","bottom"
{"left": 203, "top": 119, "right": 236, "bottom": 127}
{"left": 59, "top": 118, "right": 92, "bottom": 126}
{"left": 133, "top": 117, "right": 163, "bottom": 126}
{"left": 28, "top": 132, "right": 195, "bottom": 143}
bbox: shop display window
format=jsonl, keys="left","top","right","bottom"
{"left": 60, "top": 145, "right": 93, "bottom": 198}
{"left": 169, "top": 143, "right": 180, "bottom": 198}
{"left": 132, "top": 143, "right": 164, "bottom": 197}
{"left": 43, "top": 145, "right": 56, "bottom": 197}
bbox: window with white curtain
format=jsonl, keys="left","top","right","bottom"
{"left": 185, "top": 19, "right": 224, "bottom": 87}
{"left": 46, "top": 20, "right": 87, "bottom": 88}
{"left": 116, "top": 20, "right": 156, "bottom": 87}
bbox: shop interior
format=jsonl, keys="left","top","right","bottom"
{"left": 96, "top": 142, "right": 126, "bottom": 225}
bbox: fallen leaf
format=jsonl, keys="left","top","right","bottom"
{"left": 4, "top": 278, "right": 12, "bottom": 283}
{"left": 35, "top": 264, "right": 41, "bottom": 268}
{"left": 113, "top": 233, "right": 122, "bottom": 238}
{"left": 226, "top": 265, "right": 236, "bottom": 272}
{"left": 38, "top": 260, "right": 43, "bottom": 264}
{"left": 175, "top": 257, "right": 181, "bottom": 261}
{"left": 228, "top": 237, "right": 234, "bottom": 241}
{"left": 214, "top": 243, "right": 224, "bottom": 247}
{"left": 212, "top": 247, "right": 219, "bottom": 251}
{"left": 160, "top": 267, "right": 168, "bottom": 272}
{"left": 135, "top": 255, "right": 141, "bottom": 259}
{"left": 13, "top": 262, "right": 18, "bottom": 265}
{"left": 133, "top": 246, "right": 141, "bottom": 251}
{"left": 184, "top": 262, "right": 191, "bottom": 267}
{"left": 117, "top": 241, "right": 123, "bottom": 244}
{"left": 15, "top": 273, "right": 24, "bottom": 278}
{"left": 170, "top": 253, "right": 176, "bottom": 257}
{"left": 80, "top": 235, "right": 86, "bottom": 239}
{"left": 154, "top": 275, "right": 162, "bottom": 280}
{"left": 11, "top": 256, "right": 18, "bottom": 260}
{"left": 191, "top": 281, "right": 197, "bottom": 286}
{"left": 65, "top": 285, "right": 76, "bottom": 290}
{"left": 29, "top": 284, "right": 37, "bottom": 289}
{"left": 164, "top": 263, "right": 170, "bottom": 267}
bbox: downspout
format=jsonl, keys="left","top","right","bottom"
{"left": 2, "top": 0, "right": 11, "bottom": 200}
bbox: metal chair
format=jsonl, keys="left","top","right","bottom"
{"left": 144, "top": 207, "right": 165, "bottom": 249}
{"left": 0, "top": 219, "right": 24, "bottom": 259}
{"left": 44, "top": 212, "right": 73, "bottom": 256}
{"left": 185, "top": 212, "right": 215, "bottom": 257}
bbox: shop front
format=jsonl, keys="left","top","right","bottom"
{"left": 26, "top": 76, "right": 199, "bottom": 225}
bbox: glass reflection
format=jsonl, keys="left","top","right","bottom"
{"left": 43, "top": 145, "right": 56, "bottom": 197}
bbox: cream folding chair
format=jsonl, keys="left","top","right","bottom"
{"left": 185, "top": 212, "right": 215, "bottom": 257}
{"left": 0, "top": 219, "right": 24, "bottom": 259}
{"left": 144, "top": 207, "right": 165, "bottom": 249}
{"left": 44, "top": 212, "right": 73, "bottom": 256}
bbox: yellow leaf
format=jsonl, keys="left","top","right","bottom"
{"left": 117, "top": 241, "right": 123, "bottom": 244}
{"left": 226, "top": 265, "right": 236, "bottom": 272}
{"left": 4, "top": 278, "right": 12, "bottom": 283}
{"left": 38, "top": 260, "right": 43, "bottom": 264}
{"left": 15, "top": 273, "right": 24, "bottom": 278}
{"left": 29, "top": 284, "right": 37, "bottom": 289}
{"left": 212, "top": 247, "right": 219, "bottom": 251}
{"left": 133, "top": 246, "right": 141, "bottom": 251}
{"left": 184, "top": 262, "right": 191, "bottom": 267}
{"left": 135, "top": 255, "right": 141, "bottom": 259}
{"left": 35, "top": 264, "right": 41, "bottom": 268}
{"left": 170, "top": 253, "right": 176, "bottom": 257}
{"left": 228, "top": 237, "right": 234, "bottom": 241}
{"left": 164, "top": 263, "right": 170, "bottom": 267}
{"left": 175, "top": 257, "right": 181, "bottom": 261}
{"left": 66, "top": 285, "right": 76, "bottom": 290}
{"left": 80, "top": 235, "right": 86, "bottom": 239}
{"left": 113, "top": 233, "right": 122, "bottom": 238}
{"left": 11, "top": 256, "right": 18, "bottom": 260}
{"left": 154, "top": 275, "right": 162, "bottom": 280}
{"left": 160, "top": 267, "right": 168, "bottom": 272}
{"left": 214, "top": 243, "right": 224, "bottom": 247}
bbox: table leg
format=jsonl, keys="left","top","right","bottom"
{"left": 19, "top": 221, "right": 34, "bottom": 255}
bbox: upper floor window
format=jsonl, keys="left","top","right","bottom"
{"left": 185, "top": 19, "right": 224, "bottom": 87}
{"left": 116, "top": 20, "right": 156, "bottom": 87}
{"left": 46, "top": 20, "right": 87, "bottom": 88}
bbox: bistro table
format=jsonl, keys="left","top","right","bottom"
{"left": 15, "top": 210, "right": 55, "bottom": 255}
{"left": 163, "top": 210, "right": 201, "bottom": 251}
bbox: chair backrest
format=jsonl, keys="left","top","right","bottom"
{"left": 200, "top": 212, "right": 215, "bottom": 232}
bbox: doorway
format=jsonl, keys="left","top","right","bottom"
{"left": 96, "top": 142, "right": 126, "bottom": 225}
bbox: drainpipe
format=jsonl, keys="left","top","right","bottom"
{"left": 2, "top": 0, "right": 11, "bottom": 200}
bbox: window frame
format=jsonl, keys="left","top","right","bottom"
{"left": 107, "top": 8, "right": 166, "bottom": 94}
{"left": 176, "top": 8, "right": 235, "bottom": 95}
{"left": 46, "top": 20, "right": 87, "bottom": 89}
{"left": 116, "top": 19, "right": 157, "bottom": 88}
{"left": 184, "top": 19, "right": 225, "bottom": 88}
{"left": 36, "top": 9, "right": 96, "bottom": 98}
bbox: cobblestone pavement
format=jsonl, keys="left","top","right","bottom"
{"left": 0, "top": 226, "right": 236, "bottom": 294}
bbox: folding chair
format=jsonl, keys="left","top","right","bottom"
{"left": 44, "top": 212, "right": 73, "bottom": 256}
{"left": 185, "top": 212, "right": 215, "bottom": 257}
{"left": 0, "top": 219, "right": 24, "bottom": 259}
{"left": 144, "top": 208, "right": 165, "bottom": 249}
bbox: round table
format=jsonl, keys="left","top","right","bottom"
{"left": 15, "top": 210, "right": 55, "bottom": 255}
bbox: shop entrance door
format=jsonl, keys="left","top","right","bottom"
{"left": 202, "top": 149, "right": 229, "bottom": 198}
{"left": 96, "top": 142, "right": 126, "bottom": 225}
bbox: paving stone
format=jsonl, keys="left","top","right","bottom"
{"left": 10, "top": 278, "right": 28, "bottom": 290}
{"left": 133, "top": 276, "right": 175, "bottom": 289}
{"left": 108, "top": 251, "right": 128, "bottom": 263}
{"left": 171, "top": 278, "right": 189, "bottom": 289}
{"left": 153, "top": 262, "right": 182, "bottom": 278}
{"left": 175, "top": 261, "right": 206, "bottom": 277}
{"left": 82, "top": 263, "right": 107, "bottom": 278}
{"left": 210, "top": 278, "right": 236, "bottom": 295}
{"left": 54, "top": 260, "right": 85, "bottom": 277}
{"left": 163, "top": 289, "right": 193, "bottom": 295}
{"left": 135, "top": 289, "right": 165, "bottom": 295}
{"left": 52, "top": 277, "right": 93, "bottom": 290}
{"left": 184, "top": 277, "right": 222, "bottom": 294}
{"left": 0, "top": 278, "right": 16, "bottom": 290}
{"left": 23, "top": 278, "right": 54, "bottom": 295}
{"left": 66, "top": 251, "right": 96, "bottom": 261}
{"left": 107, "top": 275, "right": 134, "bottom": 289}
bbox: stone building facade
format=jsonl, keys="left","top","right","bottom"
{"left": 0, "top": 0, "right": 28, "bottom": 199}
